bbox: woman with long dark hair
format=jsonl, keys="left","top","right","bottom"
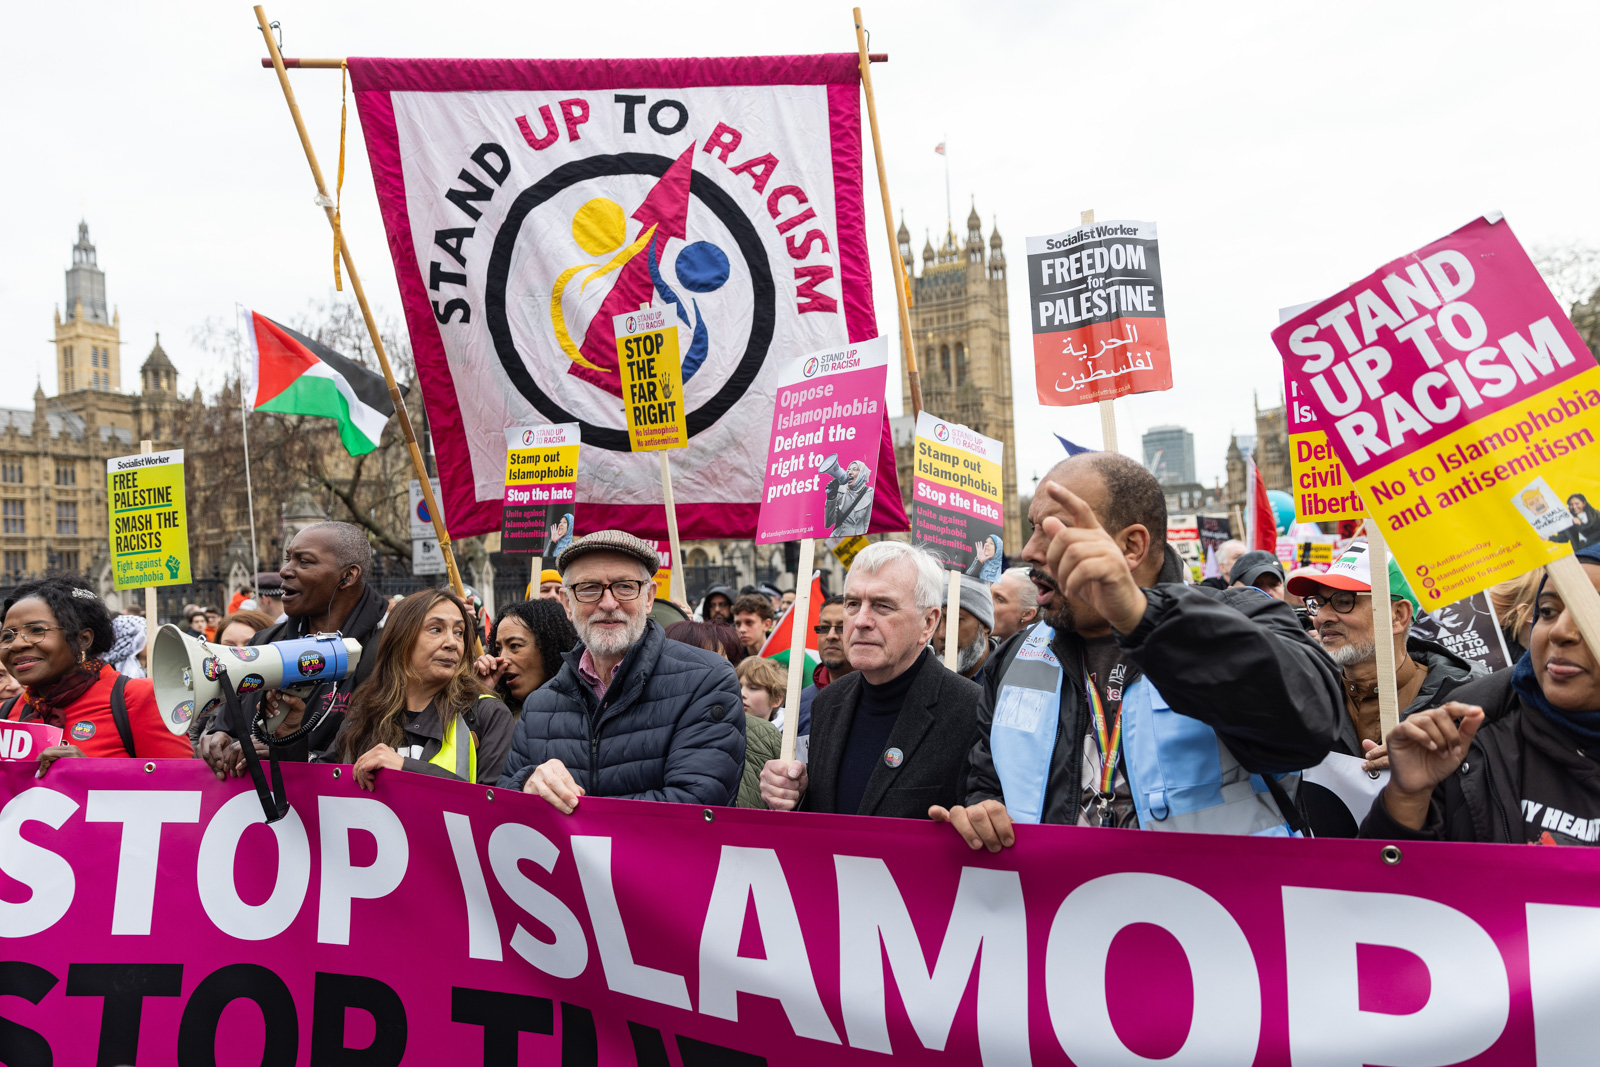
{"left": 335, "top": 589, "right": 513, "bottom": 788}
{"left": 0, "top": 576, "right": 191, "bottom": 772}
{"left": 475, "top": 599, "right": 577, "bottom": 709}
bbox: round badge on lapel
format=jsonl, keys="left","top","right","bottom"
{"left": 883, "top": 747, "right": 903, "bottom": 769}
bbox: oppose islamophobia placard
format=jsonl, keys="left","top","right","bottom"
{"left": 912, "top": 412, "right": 1006, "bottom": 576}
{"left": 1274, "top": 214, "right": 1600, "bottom": 606}
{"left": 1027, "top": 220, "right": 1172, "bottom": 405}
{"left": 756, "top": 336, "right": 888, "bottom": 543}
{"left": 501, "top": 424, "right": 579, "bottom": 555}
{"left": 350, "top": 56, "right": 906, "bottom": 541}
{"left": 5, "top": 760, "right": 1599, "bottom": 1066}
{"left": 106, "top": 449, "right": 189, "bottom": 590}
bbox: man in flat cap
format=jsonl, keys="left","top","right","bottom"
{"left": 498, "top": 530, "right": 746, "bottom": 811}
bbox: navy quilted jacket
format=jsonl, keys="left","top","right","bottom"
{"left": 497, "top": 620, "right": 746, "bottom": 805}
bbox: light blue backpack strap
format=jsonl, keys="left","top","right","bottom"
{"left": 988, "top": 624, "right": 1063, "bottom": 825}
{"left": 1120, "top": 677, "right": 1170, "bottom": 823}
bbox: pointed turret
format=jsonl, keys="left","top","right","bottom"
{"left": 141, "top": 333, "right": 177, "bottom": 397}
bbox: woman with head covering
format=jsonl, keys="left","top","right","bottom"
{"left": 1363, "top": 544, "right": 1600, "bottom": 843}
{"left": 545, "top": 513, "right": 575, "bottom": 560}
{"left": 105, "top": 614, "right": 149, "bottom": 678}
{"left": 475, "top": 599, "right": 578, "bottom": 709}
{"left": 964, "top": 534, "right": 1004, "bottom": 583}
{"left": 336, "top": 589, "right": 514, "bottom": 788}
{"left": 0, "top": 577, "right": 193, "bottom": 772}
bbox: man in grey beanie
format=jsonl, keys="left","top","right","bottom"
{"left": 933, "top": 572, "right": 995, "bottom": 681}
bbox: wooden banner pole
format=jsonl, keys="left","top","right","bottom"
{"left": 658, "top": 453, "right": 687, "bottom": 606}
{"left": 1364, "top": 520, "right": 1401, "bottom": 740}
{"left": 253, "top": 6, "right": 467, "bottom": 608}
{"left": 943, "top": 569, "right": 961, "bottom": 671}
{"left": 779, "top": 538, "right": 818, "bottom": 762}
{"left": 530, "top": 555, "right": 543, "bottom": 599}
{"left": 853, "top": 7, "right": 922, "bottom": 417}
{"left": 1544, "top": 554, "right": 1600, "bottom": 668}
{"left": 1079, "top": 208, "right": 1120, "bottom": 453}
{"left": 140, "top": 440, "right": 157, "bottom": 638}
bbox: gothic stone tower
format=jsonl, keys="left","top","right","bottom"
{"left": 54, "top": 222, "right": 122, "bottom": 394}
{"left": 895, "top": 202, "right": 1022, "bottom": 553}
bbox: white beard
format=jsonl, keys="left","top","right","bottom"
{"left": 578, "top": 610, "right": 646, "bottom": 658}
{"left": 1327, "top": 637, "right": 1376, "bottom": 668}
{"left": 954, "top": 631, "right": 989, "bottom": 675}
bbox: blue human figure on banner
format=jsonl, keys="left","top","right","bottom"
{"left": 648, "top": 240, "right": 730, "bottom": 383}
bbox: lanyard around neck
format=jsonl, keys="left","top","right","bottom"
{"left": 1086, "top": 667, "right": 1122, "bottom": 797}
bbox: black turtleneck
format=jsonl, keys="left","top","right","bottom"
{"left": 835, "top": 647, "right": 931, "bottom": 815}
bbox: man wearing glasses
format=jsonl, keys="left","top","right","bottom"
{"left": 794, "top": 595, "right": 857, "bottom": 749}
{"left": 1287, "top": 543, "right": 1479, "bottom": 760}
{"left": 498, "top": 530, "right": 745, "bottom": 812}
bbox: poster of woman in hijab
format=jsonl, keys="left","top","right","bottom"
{"left": 823, "top": 458, "right": 875, "bottom": 537}
{"left": 965, "top": 533, "right": 1004, "bottom": 582}
{"left": 544, "top": 510, "right": 575, "bottom": 559}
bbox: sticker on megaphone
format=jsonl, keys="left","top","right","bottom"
{"left": 151, "top": 625, "right": 363, "bottom": 736}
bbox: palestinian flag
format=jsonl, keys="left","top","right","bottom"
{"left": 243, "top": 309, "right": 399, "bottom": 456}
{"left": 758, "top": 572, "right": 823, "bottom": 681}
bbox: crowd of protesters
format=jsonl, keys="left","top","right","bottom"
{"left": 4, "top": 460, "right": 1599, "bottom": 851}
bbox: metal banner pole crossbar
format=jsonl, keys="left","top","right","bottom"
{"left": 252, "top": 5, "right": 468, "bottom": 609}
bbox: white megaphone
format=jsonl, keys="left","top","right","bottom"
{"left": 151, "top": 624, "right": 363, "bottom": 736}
{"left": 818, "top": 453, "right": 849, "bottom": 484}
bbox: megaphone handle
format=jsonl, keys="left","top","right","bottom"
{"left": 218, "top": 674, "right": 290, "bottom": 824}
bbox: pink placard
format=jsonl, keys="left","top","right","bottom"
{"left": 756, "top": 337, "right": 889, "bottom": 544}
{"left": 5, "top": 760, "right": 1600, "bottom": 1064}
{"left": 0, "top": 720, "right": 61, "bottom": 760}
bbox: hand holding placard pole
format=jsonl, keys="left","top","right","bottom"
{"left": 779, "top": 538, "right": 817, "bottom": 762}
{"left": 1365, "top": 519, "right": 1401, "bottom": 740}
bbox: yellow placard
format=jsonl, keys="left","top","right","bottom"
{"left": 106, "top": 449, "right": 190, "bottom": 590}
{"left": 1289, "top": 431, "right": 1366, "bottom": 522}
{"left": 615, "top": 308, "right": 686, "bottom": 452}
{"left": 831, "top": 534, "right": 869, "bottom": 568}
{"left": 1356, "top": 366, "right": 1600, "bottom": 607}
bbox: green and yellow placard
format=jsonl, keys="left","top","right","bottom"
{"left": 614, "top": 308, "right": 687, "bottom": 451}
{"left": 106, "top": 449, "right": 190, "bottom": 590}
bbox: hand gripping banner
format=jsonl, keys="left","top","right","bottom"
{"left": 7, "top": 761, "right": 1600, "bottom": 1065}
{"left": 351, "top": 57, "right": 907, "bottom": 540}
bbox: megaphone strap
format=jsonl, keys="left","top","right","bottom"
{"left": 219, "top": 672, "right": 289, "bottom": 824}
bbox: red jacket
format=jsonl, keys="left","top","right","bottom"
{"left": 3, "top": 663, "right": 192, "bottom": 760}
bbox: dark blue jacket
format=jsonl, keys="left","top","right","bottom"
{"left": 498, "top": 620, "right": 746, "bottom": 805}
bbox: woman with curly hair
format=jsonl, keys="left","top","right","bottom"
{"left": 475, "top": 599, "right": 579, "bottom": 710}
{"left": 0, "top": 576, "right": 192, "bottom": 772}
{"left": 335, "top": 589, "right": 514, "bottom": 788}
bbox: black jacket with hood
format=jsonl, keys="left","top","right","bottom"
{"left": 965, "top": 546, "right": 1343, "bottom": 826}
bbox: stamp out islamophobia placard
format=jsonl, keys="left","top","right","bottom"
{"left": 1027, "top": 220, "right": 1172, "bottom": 405}
{"left": 1273, "top": 214, "right": 1600, "bottom": 606}
{"left": 912, "top": 411, "right": 1006, "bottom": 576}
{"left": 756, "top": 336, "right": 888, "bottom": 544}
{"left": 501, "top": 423, "right": 579, "bottom": 554}
{"left": 350, "top": 55, "right": 907, "bottom": 541}
{"left": 106, "top": 449, "right": 190, "bottom": 590}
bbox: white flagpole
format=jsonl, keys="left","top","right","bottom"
{"left": 235, "top": 304, "right": 261, "bottom": 601}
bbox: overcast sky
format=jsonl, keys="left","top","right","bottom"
{"left": 5, "top": 0, "right": 1598, "bottom": 494}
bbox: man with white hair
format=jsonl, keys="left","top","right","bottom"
{"left": 760, "top": 541, "right": 980, "bottom": 818}
{"left": 498, "top": 530, "right": 745, "bottom": 811}
{"left": 990, "top": 566, "right": 1038, "bottom": 641}
{"left": 1201, "top": 538, "right": 1248, "bottom": 590}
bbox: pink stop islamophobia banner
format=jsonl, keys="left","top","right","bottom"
{"left": 349, "top": 56, "right": 908, "bottom": 543}
{"left": 5, "top": 762, "right": 1600, "bottom": 1065}
{"left": 756, "top": 336, "right": 889, "bottom": 544}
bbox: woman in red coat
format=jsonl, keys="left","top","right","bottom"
{"left": 1, "top": 577, "right": 192, "bottom": 773}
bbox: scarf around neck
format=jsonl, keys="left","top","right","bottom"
{"left": 23, "top": 661, "right": 105, "bottom": 727}
{"left": 1512, "top": 650, "right": 1600, "bottom": 747}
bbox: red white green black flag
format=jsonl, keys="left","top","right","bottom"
{"left": 242, "top": 309, "right": 398, "bottom": 456}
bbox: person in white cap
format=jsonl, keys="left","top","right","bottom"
{"left": 1286, "top": 542, "right": 1480, "bottom": 760}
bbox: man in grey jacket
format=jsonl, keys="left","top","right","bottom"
{"left": 499, "top": 531, "right": 745, "bottom": 811}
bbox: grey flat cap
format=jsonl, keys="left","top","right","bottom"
{"left": 557, "top": 529, "right": 661, "bottom": 576}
